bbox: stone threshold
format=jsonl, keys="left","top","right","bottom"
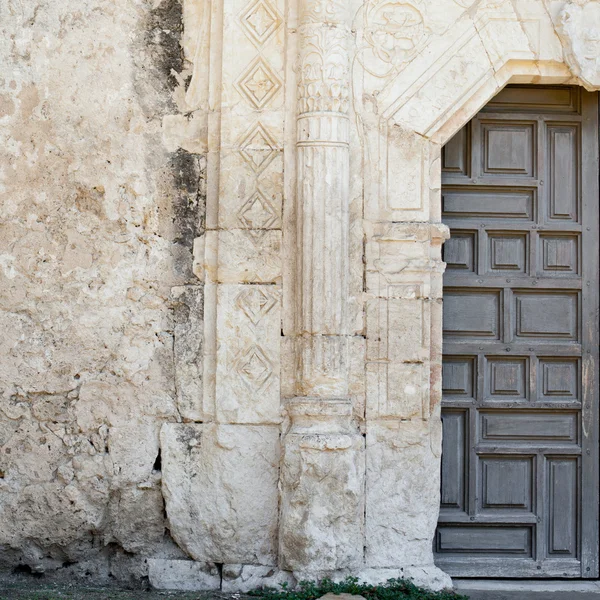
{"left": 454, "top": 579, "right": 600, "bottom": 598}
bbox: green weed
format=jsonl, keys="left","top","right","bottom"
{"left": 248, "top": 577, "right": 468, "bottom": 600}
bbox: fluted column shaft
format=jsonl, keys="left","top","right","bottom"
{"left": 295, "top": 0, "right": 351, "bottom": 397}
{"left": 279, "top": 1, "right": 363, "bottom": 576}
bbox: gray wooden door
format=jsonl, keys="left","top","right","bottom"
{"left": 435, "top": 85, "right": 599, "bottom": 578}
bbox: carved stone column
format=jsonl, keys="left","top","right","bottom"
{"left": 295, "top": 0, "right": 352, "bottom": 397}
{"left": 279, "top": 0, "right": 364, "bottom": 575}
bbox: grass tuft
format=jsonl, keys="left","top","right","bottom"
{"left": 248, "top": 577, "right": 468, "bottom": 600}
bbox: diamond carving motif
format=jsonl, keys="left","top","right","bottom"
{"left": 238, "top": 190, "right": 279, "bottom": 229}
{"left": 240, "top": 0, "right": 282, "bottom": 47}
{"left": 235, "top": 345, "right": 274, "bottom": 392}
{"left": 235, "top": 287, "right": 278, "bottom": 325}
{"left": 239, "top": 122, "right": 278, "bottom": 174}
{"left": 237, "top": 57, "right": 282, "bottom": 109}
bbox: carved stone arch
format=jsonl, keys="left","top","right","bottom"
{"left": 356, "top": 0, "right": 600, "bottom": 589}
{"left": 155, "top": 0, "right": 600, "bottom": 592}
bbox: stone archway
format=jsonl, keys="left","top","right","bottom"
{"left": 156, "top": 0, "right": 600, "bottom": 592}
{"left": 355, "top": 0, "right": 600, "bottom": 589}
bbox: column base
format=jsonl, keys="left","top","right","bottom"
{"left": 147, "top": 560, "right": 453, "bottom": 592}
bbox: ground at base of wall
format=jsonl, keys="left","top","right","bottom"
{"left": 0, "top": 583, "right": 218, "bottom": 600}
{"left": 0, "top": 581, "right": 468, "bottom": 600}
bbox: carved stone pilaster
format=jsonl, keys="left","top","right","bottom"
{"left": 295, "top": 0, "right": 352, "bottom": 395}
{"left": 279, "top": 399, "right": 364, "bottom": 574}
{"left": 280, "top": 3, "right": 361, "bottom": 573}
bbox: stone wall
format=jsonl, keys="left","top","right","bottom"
{"left": 0, "top": 0, "right": 202, "bottom": 584}
{"left": 1, "top": 0, "right": 600, "bottom": 592}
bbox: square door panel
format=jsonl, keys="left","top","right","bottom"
{"left": 487, "top": 232, "right": 528, "bottom": 273}
{"left": 444, "top": 290, "right": 502, "bottom": 340}
{"left": 444, "top": 232, "right": 477, "bottom": 272}
{"left": 514, "top": 292, "right": 579, "bottom": 341}
{"left": 539, "top": 235, "right": 579, "bottom": 276}
{"left": 482, "top": 123, "right": 535, "bottom": 177}
{"left": 539, "top": 358, "right": 580, "bottom": 400}
{"left": 479, "top": 456, "right": 534, "bottom": 512}
{"left": 442, "top": 356, "right": 476, "bottom": 399}
{"left": 436, "top": 525, "right": 533, "bottom": 556}
{"left": 486, "top": 357, "right": 528, "bottom": 400}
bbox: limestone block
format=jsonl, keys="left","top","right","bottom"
{"left": 367, "top": 362, "right": 428, "bottom": 421}
{"left": 217, "top": 230, "right": 282, "bottom": 284}
{"left": 365, "top": 222, "right": 447, "bottom": 299}
{"left": 512, "top": 1, "right": 565, "bottom": 63}
{"left": 349, "top": 336, "right": 366, "bottom": 421}
{"left": 216, "top": 0, "right": 285, "bottom": 233}
{"left": 355, "top": 0, "right": 465, "bottom": 102}
{"left": 171, "top": 285, "right": 204, "bottom": 421}
{"left": 161, "top": 423, "right": 280, "bottom": 565}
{"left": 391, "top": 31, "right": 492, "bottom": 137}
{"left": 296, "top": 336, "right": 350, "bottom": 398}
{"left": 216, "top": 284, "right": 281, "bottom": 424}
{"left": 356, "top": 567, "right": 451, "bottom": 593}
{"left": 108, "top": 421, "right": 159, "bottom": 485}
{"left": 280, "top": 399, "right": 364, "bottom": 574}
{"left": 381, "top": 126, "right": 429, "bottom": 219}
{"left": 474, "top": 4, "right": 535, "bottom": 71}
{"left": 365, "top": 420, "right": 443, "bottom": 569}
{"left": 387, "top": 299, "right": 429, "bottom": 363}
{"left": 148, "top": 559, "right": 220, "bottom": 591}
{"left": 221, "top": 564, "right": 295, "bottom": 592}
{"left": 108, "top": 486, "right": 165, "bottom": 553}
{"left": 162, "top": 113, "right": 207, "bottom": 154}
{"left": 221, "top": 0, "right": 285, "bottom": 112}
{"left": 218, "top": 135, "right": 283, "bottom": 231}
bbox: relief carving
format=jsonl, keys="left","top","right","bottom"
{"left": 359, "top": 1, "right": 427, "bottom": 78}
{"left": 234, "top": 345, "right": 275, "bottom": 393}
{"left": 236, "top": 56, "right": 283, "bottom": 109}
{"left": 300, "top": 0, "right": 349, "bottom": 24}
{"left": 238, "top": 122, "right": 279, "bottom": 174}
{"left": 240, "top": 0, "right": 283, "bottom": 47}
{"left": 555, "top": 0, "right": 600, "bottom": 90}
{"left": 298, "top": 27, "right": 350, "bottom": 114}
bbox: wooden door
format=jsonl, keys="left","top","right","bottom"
{"left": 435, "top": 86, "right": 599, "bottom": 578}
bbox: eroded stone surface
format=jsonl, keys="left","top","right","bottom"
{"left": 147, "top": 559, "right": 220, "bottom": 592}
{"left": 0, "top": 0, "right": 194, "bottom": 582}
{"left": 221, "top": 564, "right": 296, "bottom": 593}
{"left": 554, "top": 0, "right": 600, "bottom": 91}
{"left": 365, "top": 420, "right": 444, "bottom": 570}
{"left": 160, "top": 423, "right": 280, "bottom": 565}
{"left": 279, "top": 400, "right": 365, "bottom": 575}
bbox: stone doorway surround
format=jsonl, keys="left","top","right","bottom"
{"left": 157, "top": 0, "right": 600, "bottom": 592}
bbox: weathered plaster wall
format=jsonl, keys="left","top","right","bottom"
{"left": 0, "top": 0, "right": 202, "bottom": 584}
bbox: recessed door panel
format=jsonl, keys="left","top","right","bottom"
{"left": 436, "top": 86, "right": 599, "bottom": 578}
